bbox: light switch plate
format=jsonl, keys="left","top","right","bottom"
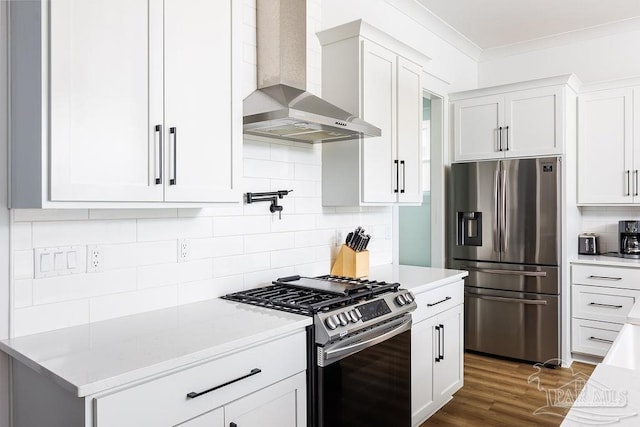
{"left": 34, "top": 246, "right": 85, "bottom": 278}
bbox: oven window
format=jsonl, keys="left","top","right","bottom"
{"left": 316, "top": 330, "right": 411, "bottom": 427}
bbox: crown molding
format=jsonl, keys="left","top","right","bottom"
{"left": 480, "top": 16, "right": 640, "bottom": 62}
{"left": 384, "top": 0, "right": 482, "bottom": 61}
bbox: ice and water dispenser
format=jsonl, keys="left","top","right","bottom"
{"left": 457, "top": 211, "right": 482, "bottom": 246}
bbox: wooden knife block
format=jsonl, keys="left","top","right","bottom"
{"left": 331, "top": 244, "right": 369, "bottom": 278}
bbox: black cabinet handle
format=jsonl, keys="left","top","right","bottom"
{"left": 635, "top": 170, "right": 638, "bottom": 196}
{"left": 186, "top": 368, "right": 261, "bottom": 399}
{"left": 504, "top": 126, "right": 509, "bottom": 151}
{"left": 155, "top": 125, "right": 163, "bottom": 185}
{"left": 440, "top": 323, "right": 445, "bottom": 361}
{"left": 170, "top": 127, "right": 177, "bottom": 186}
{"left": 435, "top": 325, "right": 441, "bottom": 362}
{"left": 230, "top": 423, "right": 237, "bottom": 427}
{"left": 589, "top": 302, "right": 623, "bottom": 309}
{"left": 400, "top": 160, "right": 406, "bottom": 193}
{"left": 626, "top": 170, "right": 631, "bottom": 196}
{"left": 394, "top": 160, "right": 399, "bottom": 193}
{"left": 427, "top": 296, "right": 452, "bottom": 307}
{"left": 498, "top": 126, "right": 503, "bottom": 151}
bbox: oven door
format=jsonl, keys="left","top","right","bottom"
{"left": 315, "top": 316, "right": 412, "bottom": 427}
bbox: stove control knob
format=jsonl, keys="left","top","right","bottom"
{"left": 338, "top": 312, "right": 349, "bottom": 326}
{"left": 348, "top": 310, "right": 359, "bottom": 323}
{"left": 354, "top": 308, "right": 363, "bottom": 319}
{"left": 404, "top": 292, "right": 414, "bottom": 303}
{"left": 325, "top": 315, "right": 339, "bottom": 330}
{"left": 395, "top": 294, "right": 407, "bottom": 306}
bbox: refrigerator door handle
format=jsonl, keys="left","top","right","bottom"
{"left": 465, "top": 293, "right": 548, "bottom": 305}
{"left": 493, "top": 167, "right": 500, "bottom": 252}
{"left": 460, "top": 266, "right": 547, "bottom": 277}
{"left": 501, "top": 169, "right": 508, "bottom": 252}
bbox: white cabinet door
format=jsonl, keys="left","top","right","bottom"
{"left": 396, "top": 57, "right": 422, "bottom": 203}
{"left": 361, "top": 40, "right": 398, "bottom": 204}
{"left": 504, "top": 86, "right": 563, "bottom": 158}
{"left": 453, "top": 95, "right": 504, "bottom": 161}
{"left": 578, "top": 88, "right": 633, "bottom": 204}
{"left": 411, "top": 318, "right": 436, "bottom": 425}
{"left": 177, "top": 407, "right": 224, "bottom": 427}
{"left": 432, "top": 305, "right": 464, "bottom": 401}
{"left": 164, "top": 0, "right": 238, "bottom": 202}
{"left": 224, "top": 372, "right": 306, "bottom": 427}
{"left": 49, "top": 0, "right": 163, "bottom": 202}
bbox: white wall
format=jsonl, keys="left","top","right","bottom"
{"left": 479, "top": 30, "right": 640, "bottom": 87}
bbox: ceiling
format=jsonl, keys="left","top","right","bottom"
{"left": 416, "top": 0, "right": 640, "bottom": 50}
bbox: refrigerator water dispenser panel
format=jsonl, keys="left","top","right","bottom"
{"left": 457, "top": 211, "right": 482, "bottom": 246}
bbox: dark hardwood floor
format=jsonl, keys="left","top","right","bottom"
{"left": 421, "top": 352, "right": 597, "bottom": 427}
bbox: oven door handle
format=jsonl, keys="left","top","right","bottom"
{"left": 320, "top": 317, "right": 412, "bottom": 366}
{"left": 465, "top": 293, "right": 548, "bottom": 305}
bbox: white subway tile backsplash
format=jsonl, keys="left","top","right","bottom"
{"left": 295, "top": 197, "right": 323, "bottom": 214}
{"left": 294, "top": 164, "right": 321, "bottom": 182}
{"left": 178, "top": 205, "right": 244, "bottom": 218}
{"left": 138, "top": 260, "right": 213, "bottom": 289}
{"left": 13, "top": 251, "right": 33, "bottom": 279}
{"left": 89, "top": 286, "right": 178, "bottom": 323}
{"left": 213, "top": 215, "right": 271, "bottom": 236}
{"left": 14, "top": 279, "right": 33, "bottom": 308}
{"left": 213, "top": 253, "right": 271, "bottom": 277}
{"left": 271, "top": 247, "right": 316, "bottom": 268}
{"left": 14, "top": 300, "right": 89, "bottom": 337}
{"left": 244, "top": 140, "right": 271, "bottom": 160}
{"left": 316, "top": 213, "right": 356, "bottom": 230}
{"left": 294, "top": 261, "right": 332, "bottom": 277}
{"left": 271, "top": 214, "right": 316, "bottom": 232}
{"left": 178, "top": 275, "right": 244, "bottom": 305}
{"left": 32, "top": 220, "right": 136, "bottom": 247}
{"left": 32, "top": 269, "right": 137, "bottom": 305}
{"left": 244, "top": 233, "right": 294, "bottom": 254}
{"left": 137, "top": 218, "right": 213, "bottom": 242}
{"left": 190, "top": 236, "right": 244, "bottom": 260}
{"left": 244, "top": 159, "right": 295, "bottom": 180}
{"left": 271, "top": 179, "right": 318, "bottom": 197}
{"left": 102, "top": 241, "right": 177, "bottom": 270}
{"left": 12, "top": 223, "right": 32, "bottom": 250}
{"left": 270, "top": 145, "right": 321, "bottom": 165}
{"left": 295, "top": 229, "right": 336, "bottom": 248}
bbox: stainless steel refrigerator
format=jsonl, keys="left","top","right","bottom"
{"left": 448, "top": 157, "right": 561, "bottom": 364}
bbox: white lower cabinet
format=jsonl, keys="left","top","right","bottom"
{"left": 411, "top": 281, "right": 464, "bottom": 426}
{"left": 571, "top": 264, "right": 640, "bottom": 358}
{"left": 11, "top": 331, "right": 306, "bottom": 427}
{"left": 178, "top": 373, "right": 306, "bottom": 427}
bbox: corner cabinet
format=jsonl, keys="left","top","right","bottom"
{"left": 577, "top": 85, "right": 640, "bottom": 204}
{"left": 318, "top": 20, "right": 428, "bottom": 206}
{"left": 10, "top": 0, "right": 241, "bottom": 208}
{"left": 411, "top": 280, "right": 464, "bottom": 426}
{"left": 450, "top": 75, "right": 579, "bottom": 162}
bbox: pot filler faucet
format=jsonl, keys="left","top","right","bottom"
{"left": 245, "top": 190, "right": 293, "bottom": 219}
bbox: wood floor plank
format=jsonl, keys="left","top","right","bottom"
{"left": 421, "top": 353, "right": 596, "bottom": 427}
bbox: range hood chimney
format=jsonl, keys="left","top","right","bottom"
{"left": 243, "top": 0, "right": 381, "bottom": 143}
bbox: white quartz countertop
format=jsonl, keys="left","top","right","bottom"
{"left": 0, "top": 298, "right": 311, "bottom": 398}
{"left": 562, "top": 364, "right": 640, "bottom": 426}
{"left": 369, "top": 264, "right": 468, "bottom": 294}
{"left": 573, "top": 255, "right": 640, "bottom": 268}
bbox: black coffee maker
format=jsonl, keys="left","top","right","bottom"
{"left": 619, "top": 220, "right": 640, "bottom": 258}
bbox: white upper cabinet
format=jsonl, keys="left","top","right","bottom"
{"left": 577, "top": 87, "right": 635, "bottom": 204}
{"left": 318, "top": 20, "right": 428, "bottom": 206}
{"left": 451, "top": 75, "right": 577, "bottom": 162}
{"left": 10, "top": 0, "right": 241, "bottom": 208}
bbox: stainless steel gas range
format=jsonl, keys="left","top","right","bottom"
{"left": 223, "top": 275, "right": 416, "bottom": 427}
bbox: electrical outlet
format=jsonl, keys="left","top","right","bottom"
{"left": 86, "top": 245, "right": 103, "bottom": 273}
{"left": 178, "top": 239, "right": 190, "bottom": 263}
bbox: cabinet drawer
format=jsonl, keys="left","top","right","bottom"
{"left": 572, "top": 284, "right": 640, "bottom": 323}
{"left": 413, "top": 281, "right": 464, "bottom": 323}
{"left": 572, "top": 264, "right": 640, "bottom": 290}
{"left": 94, "top": 331, "right": 306, "bottom": 427}
{"left": 572, "top": 318, "right": 622, "bottom": 357}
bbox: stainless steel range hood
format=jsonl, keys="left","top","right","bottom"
{"left": 243, "top": 0, "right": 381, "bottom": 143}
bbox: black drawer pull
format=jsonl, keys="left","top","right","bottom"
{"left": 186, "top": 368, "right": 261, "bottom": 399}
{"left": 588, "top": 336, "right": 613, "bottom": 344}
{"left": 589, "top": 302, "right": 623, "bottom": 309}
{"left": 427, "top": 296, "right": 452, "bottom": 307}
{"left": 588, "top": 275, "right": 622, "bottom": 281}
